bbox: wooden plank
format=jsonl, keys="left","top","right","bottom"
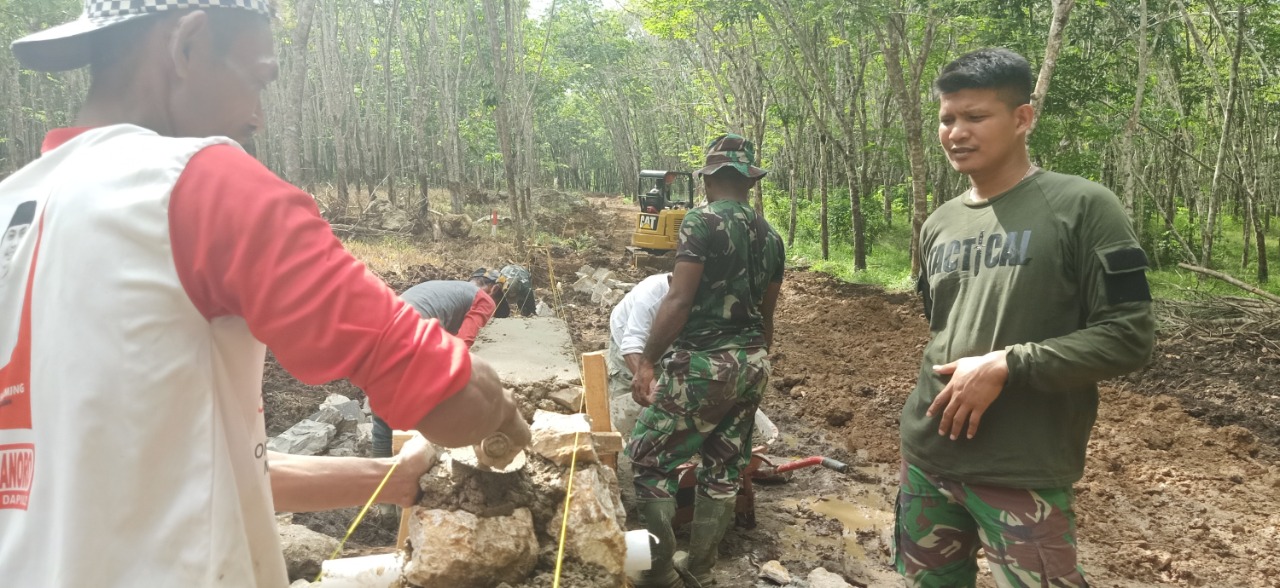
{"left": 392, "top": 430, "right": 420, "bottom": 551}
{"left": 591, "top": 431, "right": 624, "bottom": 454}
{"left": 581, "top": 350, "right": 612, "bottom": 432}
{"left": 581, "top": 350, "right": 617, "bottom": 468}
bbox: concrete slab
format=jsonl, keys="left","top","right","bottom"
{"left": 472, "top": 316, "right": 579, "bottom": 385}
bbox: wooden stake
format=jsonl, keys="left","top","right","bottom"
{"left": 581, "top": 350, "right": 617, "bottom": 468}
{"left": 392, "top": 430, "right": 418, "bottom": 551}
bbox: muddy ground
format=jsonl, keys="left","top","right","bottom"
{"left": 267, "top": 194, "right": 1280, "bottom": 587}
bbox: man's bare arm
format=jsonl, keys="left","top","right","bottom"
{"left": 413, "top": 354, "right": 530, "bottom": 449}
{"left": 269, "top": 435, "right": 436, "bottom": 512}
{"left": 760, "top": 281, "right": 782, "bottom": 350}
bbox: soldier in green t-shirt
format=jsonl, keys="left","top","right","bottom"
{"left": 897, "top": 48, "right": 1156, "bottom": 587}
{"left": 625, "top": 134, "right": 785, "bottom": 588}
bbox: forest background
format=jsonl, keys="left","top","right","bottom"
{"left": 2, "top": 0, "right": 1278, "bottom": 298}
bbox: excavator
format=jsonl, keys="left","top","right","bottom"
{"left": 628, "top": 169, "right": 695, "bottom": 269}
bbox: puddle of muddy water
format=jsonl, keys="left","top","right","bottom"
{"left": 790, "top": 494, "right": 894, "bottom": 562}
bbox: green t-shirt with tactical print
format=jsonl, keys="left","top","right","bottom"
{"left": 903, "top": 170, "right": 1156, "bottom": 489}
{"left": 674, "top": 199, "right": 785, "bottom": 353}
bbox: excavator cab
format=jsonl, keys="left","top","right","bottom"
{"left": 630, "top": 169, "right": 695, "bottom": 255}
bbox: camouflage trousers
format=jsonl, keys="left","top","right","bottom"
{"left": 625, "top": 347, "right": 769, "bottom": 501}
{"left": 895, "top": 461, "right": 1089, "bottom": 588}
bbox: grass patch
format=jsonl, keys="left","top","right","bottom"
{"left": 342, "top": 235, "right": 441, "bottom": 276}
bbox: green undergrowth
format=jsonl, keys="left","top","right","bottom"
{"left": 764, "top": 188, "right": 1280, "bottom": 302}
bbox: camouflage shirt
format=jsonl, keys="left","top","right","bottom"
{"left": 674, "top": 199, "right": 785, "bottom": 352}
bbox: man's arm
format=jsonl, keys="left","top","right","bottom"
{"left": 760, "top": 281, "right": 783, "bottom": 350}
{"left": 269, "top": 435, "right": 436, "bottom": 512}
{"left": 169, "top": 146, "right": 521, "bottom": 450}
{"left": 620, "top": 278, "right": 668, "bottom": 375}
{"left": 454, "top": 290, "right": 496, "bottom": 347}
{"left": 632, "top": 261, "right": 702, "bottom": 406}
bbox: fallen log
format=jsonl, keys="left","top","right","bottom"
{"left": 1177, "top": 263, "right": 1280, "bottom": 305}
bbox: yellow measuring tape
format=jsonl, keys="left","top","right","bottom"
{"left": 313, "top": 459, "right": 402, "bottom": 583}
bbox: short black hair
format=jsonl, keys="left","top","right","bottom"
{"left": 89, "top": 8, "right": 270, "bottom": 75}
{"left": 933, "top": 48, "right": 1034, "bottom": 108}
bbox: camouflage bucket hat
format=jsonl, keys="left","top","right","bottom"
{"left": 693, "top": 133, "right": 767, "bottom": 179}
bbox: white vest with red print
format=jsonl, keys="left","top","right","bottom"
{"left": 0, "top": 125, "right": 288, "bottom": 587}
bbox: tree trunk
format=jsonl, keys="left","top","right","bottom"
{"left": 480, "top": 0, "right": 524, "bottom": 247}
{"left": 880, "top": 13, "right": 929, "bottom": 277}
{"left": 1119, "top": 0, "right": 1148, "bottom": 230}
{"left": 382, "top": 0, "right": 402, "bottom": 206}
{"left": 820, "top": 135, "right": 829, "bottom": 260}
{"left": 1201, "top": 6, "right": 1246, "bottom": 268}
{"left": 1029, "top": 0, "right": 1077, "bottom": 132}
{"left": 281, "top": 0, "right": 317, "bottom": 185}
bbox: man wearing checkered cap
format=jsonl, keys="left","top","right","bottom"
{"left": 625, "top": 133, "right": 785, "bottom": 587}
{"left": 0, "top": 2, "right": 529, "bottom": 586}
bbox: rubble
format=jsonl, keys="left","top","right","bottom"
{"left": 279, "top": 523, "right": 339, "bottom": 581}
{"left": 362, "top": 197, "right": 415, "bottom": 232}
{"left": 403, "top": 507, "right": 539, "bottom": 588}
{"left": 319, "top": 394, "right": 368, "bottom": 434}
{"left": 529, "top": 410, "right": 599, "bottom": 466}
{"left": 544, "top": 465, "right": 626, "bottom": 577}
{"left": 760, "top": 560, "right": 792, "bottom": 585}
{"left": 399, "top": 410, "right": 626, "bottom": 587}
{"left": 268, "top": 419, "right": 337, "bottom": 456}
{"left": 807, "top": 567, "right": 854, "bottom": 588}
{"left": 570, "top": 265, "right": 634, "bottom": 307}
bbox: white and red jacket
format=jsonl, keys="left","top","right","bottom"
{"left": 0, "top": 125, "right": 471, "bottom": 587}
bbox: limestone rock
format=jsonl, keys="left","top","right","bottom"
{"left": 590, "top": 281, "right": 610, "bottom": 304}
{"left": 591, "top": 268, "right": 616, "bottom": 282}
{"left": 278, "top": 523, "right": 338, "bottom": 582}
{"left": 573, "top": 274, "right": 597, "bottom": 295}
{"left": 601, "top": 288, "right": 625, "bottom": 307}
{"left": 576, "top": 265, "right": 595, "bottom": 279}
{"left": 530, "top": 410, "right": 598, "bottom": 466}
{"left": 355, "top": 422, "right": 374, "bottom": 455}
{"left": 760, "top": 560, "right": 791, "bottom": 585}
{"left": 307, "top": 405, "right": 343, "bottom": 427}
{"left": 807, "top": 567, "right": 853, "bottom": 588}
{"left": 548, "top": 386, "right": 584, "bottom": 411}
{"left": 544, "top": 464, "right": 626, "bottom": 583}
{"left": 403, "top": 507, "right": 538, "bottom": 588}
{"left": 268, "top": 420, "right": 336, "bottom": 456}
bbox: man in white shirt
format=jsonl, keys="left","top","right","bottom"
{"left": 608, "top": 272, "right": 672, "bottom": 437}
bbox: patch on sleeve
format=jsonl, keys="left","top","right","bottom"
{"left": 1095, "top": 245, "right": 1152, "bottom": 304}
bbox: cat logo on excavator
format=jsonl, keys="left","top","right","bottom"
{"left": 628, "top": 170, "right": 695, "bottom": 269}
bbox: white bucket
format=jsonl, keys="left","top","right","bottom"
{"left": 623, "top": 529, "right": 653, "bottom": 573}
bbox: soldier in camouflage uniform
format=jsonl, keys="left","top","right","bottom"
{"left": 625, "top": 133, "right": 785, "bottom": 588}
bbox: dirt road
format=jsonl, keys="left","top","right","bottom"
{"left": 564, "top": 195, "right": 1280, "bottom": 587}
{"left": 266, "top": 193, "right": 1280, "bottom": 586}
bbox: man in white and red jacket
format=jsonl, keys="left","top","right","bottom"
{"left": 0, "top": 2, "right": 530, "bottom": 586}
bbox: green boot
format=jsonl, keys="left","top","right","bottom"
{"left": 681, "top": 494, "right": 736, "bottom": 587}
{"left": 632, "top": 498, "right": 685, "bottom": 588}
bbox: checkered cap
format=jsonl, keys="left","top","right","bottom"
{"left": 12, "top": 0, "right": 274, "bottom": 72}
{"left": 693, "top": 133, "right": 768, "bottom": 179}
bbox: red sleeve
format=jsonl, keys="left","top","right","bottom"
{"left": 455, "top": 290, "right": 496, "bottom": 348}
{"left": 168, "top": 144, "right": 471, "bottom": 431}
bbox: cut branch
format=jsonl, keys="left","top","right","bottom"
{"left": 1177, "top": 263, "right": 1280, "bottom": 304}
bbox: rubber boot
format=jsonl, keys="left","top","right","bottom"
{"left": 632, "top": 498, "right": 685, "bottom": 588}
{"left": 681, "top": 494, "right": 735, "bottom": 587}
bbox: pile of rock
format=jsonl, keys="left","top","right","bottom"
{"left": 268, "top": 394, "right": 373, "bottom": 458}
{"left": 570, "top": 265, "right": 635, "bottom": 307}
{"left": 401, "top": 410, "right": 626, "bottom": 588}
